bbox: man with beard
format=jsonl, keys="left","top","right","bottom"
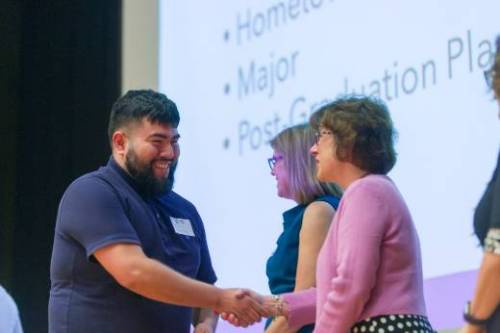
{"left": 48, "top": 90, "right": 262, "bottom": 333}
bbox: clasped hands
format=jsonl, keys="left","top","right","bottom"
{"left": 215, "top": 289, "right": 285, "bottom": 327}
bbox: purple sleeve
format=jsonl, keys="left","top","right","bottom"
{"left": 315, "top": 182, "right": 388, "bottom": 333}
{"left": 282, "top": 288, "right": 316, "bottom": 328}
{"left": 57, "top": 176, "right": 141, "bottom": 258}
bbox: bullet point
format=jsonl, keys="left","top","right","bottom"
{"left": 224, "top": 83, "right": 230, "bottom": 95}
{"left": 223, "top": 30, "right": 230, "bottom": 42}
{"left": 223, "top": 138, "right": 230, "bottom": 149}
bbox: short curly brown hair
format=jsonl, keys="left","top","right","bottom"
{"left": 310, "top": 96, "right": 397, "bottom": 175}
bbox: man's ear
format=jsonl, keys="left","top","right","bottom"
{"left": 112, "top": 131, "right": 128, "bottom": 158}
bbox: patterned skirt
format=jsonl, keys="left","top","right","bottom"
{"left": 351, "top": 314, "right": 435, "bottom": 333}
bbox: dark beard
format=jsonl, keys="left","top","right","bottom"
{"left": 125, "top": 149, "right": 177, "bottom": 197}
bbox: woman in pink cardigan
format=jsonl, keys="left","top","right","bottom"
{"left": 227, "top": 96, "right": 435, "bottom": 333}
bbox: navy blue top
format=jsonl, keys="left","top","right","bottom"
{"left": 265, "top": 195, "right": 340, "bottom": 333}
{"left": 474, "top": 150, "right": 500, "bottom": 244}
{"left": 49, "top": 158, "right": 217, "bottom": 333}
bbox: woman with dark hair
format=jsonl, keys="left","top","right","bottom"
{"left": 461, "top": 36, "right": 500, "bottom": 333}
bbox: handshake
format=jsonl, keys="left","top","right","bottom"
{"left": 214, "top": 289, "right": 286, "bottom": 327}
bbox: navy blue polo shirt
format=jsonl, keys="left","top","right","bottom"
{"left": 49, "top": 158, "right": 217, "bottom": 333}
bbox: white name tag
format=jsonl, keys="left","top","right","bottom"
{"left": 169, "top": 217, "right": 195, "bottom": 236}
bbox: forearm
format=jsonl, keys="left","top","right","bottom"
{"left": 123, "top": 256, "right": 220, "bottom": 308}
{"left": 96, "top": 243, "right": 262, "bottom": 326}
{"left": 280, "top": 289, "right": 316, "bottom": 328}
{"left": 262, "top": 284, "right": 315, "bottom": 332}
{"left": 469, "top": 252, "right": 500, "bottom": 319}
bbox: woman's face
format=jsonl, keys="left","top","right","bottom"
{"left": 270, "top": 150, "right": 293, "bottom": 200}
{"left": 310, "top": 128, "right": 342, "bottom": 183}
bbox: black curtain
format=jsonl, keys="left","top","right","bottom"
{"left": 0, "top": 1, "right": 122, "bottom": 332}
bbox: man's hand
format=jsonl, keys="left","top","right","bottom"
{"left": 220, "top": 290, "right": 281, "bottom": 327}
{"left": 215, "top": 288, "right": 266, "bottom": 327}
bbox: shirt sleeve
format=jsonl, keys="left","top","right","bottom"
{"left": 314, "top": 182, "right": 388, "bottom": 333}
{"left": 0, "top": 286, "right": 23, "bottom": 333}
{"left": 14, "top": 317, "right": 23, "bottom": 333}
{"left": 57, "top": 176, "right": 141, "bottom": 259}
{"left": 282, "top": 288, "right": 317, "bottom": 328}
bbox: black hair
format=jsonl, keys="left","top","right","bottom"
{"left": 107, "top": 89, "right": 180, "bottom": 144}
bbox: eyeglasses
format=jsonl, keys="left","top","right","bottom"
{"left": 314, "top": 129, "right": 333, "bottom": 144}
{"left": 267, "top": 155, "right": 284, "bottom": 171}
{"left": 484, "top": 68, "right": 495, "bottom": 89}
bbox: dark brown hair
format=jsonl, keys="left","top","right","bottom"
{"left": 310, "top": 96, "right": 397, "bottom": 175}
{"left": 108, "top": 90, "right": 180, "bottom": 145}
